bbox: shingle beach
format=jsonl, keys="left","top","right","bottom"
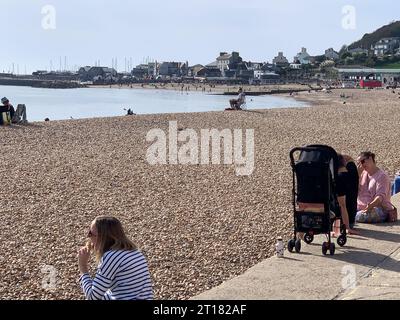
{"left": 1, "top": 88, "right": 399, "bottom": 299}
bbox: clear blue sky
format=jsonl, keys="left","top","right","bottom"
{"left": 1, "top": 0, "right": 399, "bottom": 73}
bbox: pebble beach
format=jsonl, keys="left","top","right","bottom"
{"left": 1, "top": 88, "right": 399, "bottom": 300}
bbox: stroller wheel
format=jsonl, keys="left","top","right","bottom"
{"left": 329, "top": 243, "right": 336, "bottom": 255}
{"left": 287, "top": 239, "right": 295, "bottom": 253}
{"left": 337, "top": 235, "right": 347, "bottom": 247}
{"left": 295, "top": 239, "right": 301, "bottom": 253}
{"left": 304, "top": 233, "right": 314, "bottom": 244}
{"left": 322, "top": 242, "right": 329, "bottom": 255}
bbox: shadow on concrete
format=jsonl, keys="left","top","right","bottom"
{"left": 355, "top": 227, "right": 400, "bottom": 243}
{"left": 294, "top": 251, "right": 312, "bottom": 256}
{"left": 282, "top": 256, "right": 303, "bottom": 262}
{"left": 357, "top": 221, "right": 400, "bottom": 228}
{"left": 345, "top": 236, "right": 368, "bottom": 241}
{"left": 329, "top": 249, "right": 400, "bottom": 273}
{"left": 337, "top": 246, "right": 370, "bottom": 251}
{"left": 306, "top": 237, "right": 368, "bottom": 248}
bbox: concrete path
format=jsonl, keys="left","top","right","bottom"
{"left": 192, "top": 194, "right": 400, "bottom": 300}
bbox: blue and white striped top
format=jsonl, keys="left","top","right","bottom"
{"left": 79, "top": 250, "right": 153, "bottom": 300}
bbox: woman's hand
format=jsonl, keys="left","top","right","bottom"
{"left": 361, "top": 203, "right": 372, "bottom": 214}
{"left": 356, "top": 159, "right": 364, "bottom": 176}
{"left": 78, "top": 245, "right": 91, "bottom": 274}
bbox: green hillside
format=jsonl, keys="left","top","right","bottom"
{"left": 348, "top": 21, "right": 400, "bottom": 50}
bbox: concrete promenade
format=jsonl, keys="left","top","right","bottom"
{"left": 193, "top": 194, "right": 400, "bottom": 300}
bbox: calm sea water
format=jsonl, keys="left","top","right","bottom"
{"left": 0, "top": 85, "right": 306, "bottom": 121}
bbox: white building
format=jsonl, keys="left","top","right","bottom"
{"left": 294, "top": 47, "right": 311, "bottom": 64}
{"left": 253, "top": 70, "right": 280, "bottom": 84}
{"left": 254, "top": 70, "right": 264, "bottom": 79}
{"left": 215, "top": 52, "right": 241, "bottom": 76}
{"left": 216, "top": 52, "right": 231, "bottom": 72}
{"left": 290, "top": 63, "right": 302, "bottom": 69}
{"left": 373, "top": 38, "right": 400, "bottom": 56}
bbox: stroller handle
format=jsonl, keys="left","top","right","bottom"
{"left": 289, "top": 146, "right": 324, "bottom": 167}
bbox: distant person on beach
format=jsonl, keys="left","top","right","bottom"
{"left": 77, "top": 216, "right": 153, "bottom": 300}
{"left": 356, "top": 152, "right": 394, "bottom": 223}
{"left": 0, "top": 97, "right": 15, "bottom": 120}
{"left": 229, "top": 88, "right": 246, "bottom": 110}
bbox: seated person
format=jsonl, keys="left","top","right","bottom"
{"left": 356, "top": 151, "right": 394, "bottom": 223}
{"left": 334, "top": 154, "right": 360, "bottom": 235}
{"left": 0, "top": 97, "right": 15, "bottom": 120}
{"left": 229, "top": 88, "right": 246, "bottom": 110}
{"left": 13, "top": 104, "right": 28, "bottom": 123}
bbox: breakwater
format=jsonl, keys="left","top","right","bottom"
{"left": 0, "top": 78, "right": 83, "bottom": 89}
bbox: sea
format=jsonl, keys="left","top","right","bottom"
{"left": 0, "top": 85, "right": 307, "bottom": 121}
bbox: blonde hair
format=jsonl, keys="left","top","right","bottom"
{"left": 92, "top": 216, "right": 137, "bottom": 262}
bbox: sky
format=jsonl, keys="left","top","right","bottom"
{"left": 1, "top": 0, "right": 399, "bottom": 74}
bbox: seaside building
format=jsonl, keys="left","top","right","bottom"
{"left": 214, "top": 51, "right": 242, "bottom": 76}
{"left": 372, "top": 37, "right": 400, "bottom": 56}
{"left": 149, "top": 62, "right": 159, "bottom": 78}
{"left": 261, "top": 63, "right": 281, "bottom": 73}
{"left": 205, "top": 61, "right": 218, "bottom": 69}
{"left": 272, "top": 52, "right": 289, "bottom": 66}
{"left": 196, "top": 67, "right": 222, "bottom": 78}
{"left": 203, "top": 51, "right": 243, "bottom": 78}
{"left": 180, "top": 62, "right": 189, "bottom": 77}
{"left": 294, "top": 48, "right": 311, "bottom": 65}
{"left": 348, "top": 47, "right": 369, "bottom": 55}
{"left": 130, "top": 62, "right": 159, "bottom": 79}
{"left": 78, "top": 66, "right": 117, "bottom": 82}
{"left": 336, "top": 67, "right": 400, "bottom": 86}
{"left": 254, "top": 70, "right": 264, "bottom": 79}
{"left": 188, "top": 64, "right": 204, "bottom": 77}
{"left": 246, "top": 62, "right": 263, "bottom": 71}
{"left": 78, "top": 66, "right": 91, "bottom": 79}
{"left": 324, "top": 48, "right": 340, "bottom": 61}
{"left": 253, "top": 70, "right": 280, "bottom": 84}
{"left": 236, "top": 62, "right": 254, "bottom": 81}
{"left": 158, "top": 61, "right": 188, "bottom": 78}
{"left": 290, "top": 62, "right": 302, "bottom": 69}
{"left": 131, "top": 64, "right": 149, "bottom": 79}
{"left": 159, "top": 62, "right": 180, "bottom": 77}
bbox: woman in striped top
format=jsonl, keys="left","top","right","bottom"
{"left": 77, "top": 216, "right": 153, "bottom": 300}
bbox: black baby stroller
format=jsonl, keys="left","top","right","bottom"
{"left": 288, "top": 145, "right": 347, "bottom": 256}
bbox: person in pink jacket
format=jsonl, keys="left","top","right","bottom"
{"left": 356, "top": 151, "right": 394, "bottom": 223}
